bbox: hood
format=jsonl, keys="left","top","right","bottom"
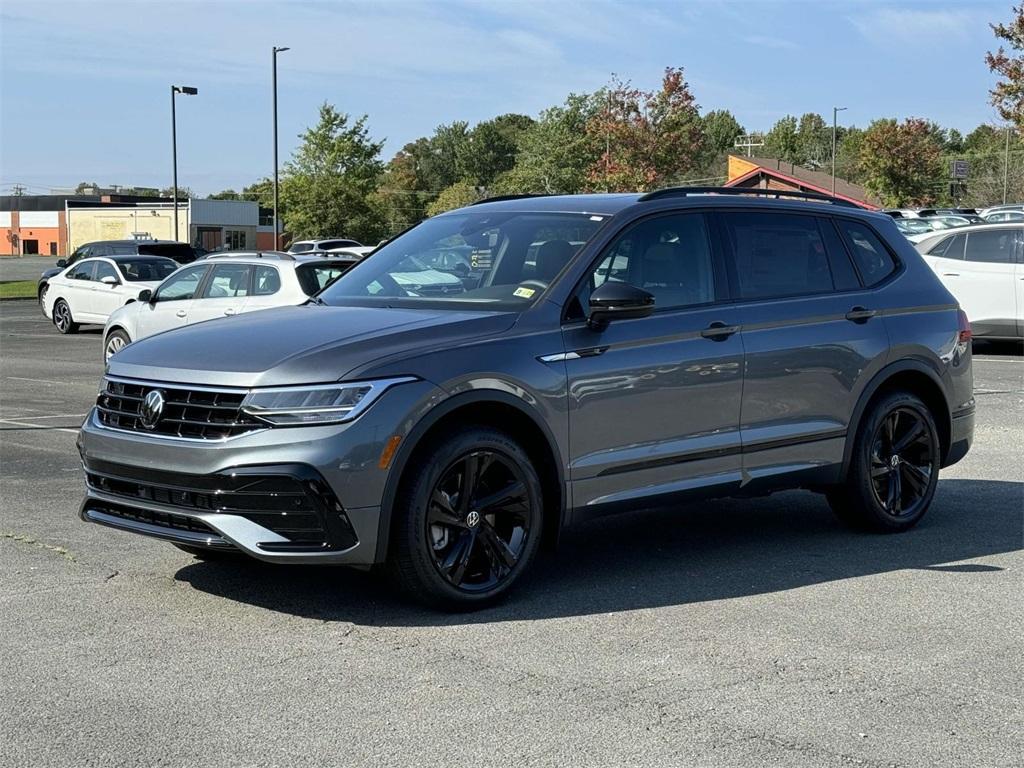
{"left": 107, "top": 303, "right": 517, "bottom": 387}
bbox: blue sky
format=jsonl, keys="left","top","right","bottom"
{"left": 0, "top": 0, "right": 1012, "bottom": 195}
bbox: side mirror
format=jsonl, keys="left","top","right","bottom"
{"left": 588, "top": 281, "right": 655, "bottom": 330}
{"left": 56, "top": 259, "right": 67, "bottom": 268}
{"left": 137, "top": 289, "right": 153, "bottom": 303}
{"left": 100, "top": 275, "right": 119, "bottom": 286}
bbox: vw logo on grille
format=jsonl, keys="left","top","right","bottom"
{"left": 139, "top": 389, "right": 166, "bottom": 430}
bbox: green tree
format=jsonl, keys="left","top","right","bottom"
{"left": 458, "top": 114, "right": 534, "bottom": 186}
{"left": 699, "top": 109, "right": 743, "bottom": 176}
{"left": 959, "top": 124, "right": 1024, "bottom": 206}
{"left": 280, "top": 103, "right": 385, "bottom": 243}
{"left": 859, "top": 118, "right": 945, "bottom": 206}
{"left": 763, "top": 115, "right": 800, "bottom": 164}
{"left": 584, "top": 67, "right": 704, "bottom": 191}
{"left": 208, "top": 189, "right": 239, "bottom": 200}
{"left": 986, "top": 3, "right": 1024, "bottom": 132}
{"left": 796, "top": 112, "right": 830, "bottom": 168}
{"left": 75, "top": 181, "right": 99, "bottom": 194}
{"left": 426, "top": 180, "right": 482, "bottom": 216}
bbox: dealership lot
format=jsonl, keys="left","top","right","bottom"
{"left": 1, "top": 299, "right": 1021, "bottom": 766}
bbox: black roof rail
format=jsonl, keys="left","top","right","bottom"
{"left": 637, "top": 186, "right": 861, "bottom": 209}
{"left": 471, "top": 193, "right": 551, "bottom": 205}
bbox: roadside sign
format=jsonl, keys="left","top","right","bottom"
{"left": 951, "top": 159, "right": 969, "bottom": 179}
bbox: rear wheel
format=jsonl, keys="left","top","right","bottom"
{"left": 52, "top": 299, "right": 79, "bottom": 335}
{"left": 38, "top": 283, "right": 48, "bottom": 314}
{"left": 828, "top": 390, "right": 940, "bottom": 532}
{"left": 388, "top": 426, "right": 543, "bottom": 610}
{"left": 104, "top": 329, "right": 131, "bottom": 360}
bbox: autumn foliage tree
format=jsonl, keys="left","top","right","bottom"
{"left": 986, "top": 3, "right": 1024, "bottom": 133}
{"left": 584, "top": 67, "right": 704, "bottom": 192}
{"left": 859, "top": 118, "right": 945, "bottom": 207}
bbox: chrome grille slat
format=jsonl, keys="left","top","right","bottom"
{"left": 95, "top": 377, "right": 261, "bottom": 440}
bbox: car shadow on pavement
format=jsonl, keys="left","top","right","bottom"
{"left": 174, "top": 478, "right": 1023, "bottom": 626}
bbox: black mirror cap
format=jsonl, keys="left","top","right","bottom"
{"left": 137, "top": 289, "right": 153, "bottom": 303}
{"left": 588, "top": 281, "right": 655, "bottom": 330}
{"left": 56, "top": 259, "right": 67, "bottom": 268}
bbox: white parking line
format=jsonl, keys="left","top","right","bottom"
{"left": 0, "top": 418, "right": 79, "bottom": 435}
{"left": 5, "top": 376, "right": 65, "bottom": 386}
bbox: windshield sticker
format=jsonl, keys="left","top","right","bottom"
{"left": 513, "top": 287, "right": 536, "bottom": 299}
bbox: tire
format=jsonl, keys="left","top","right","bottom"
{"left": 387, "top": 426, "right": 544, "bottom": 610}
{"left": 38, "top": 284, "right": 48, "bottom": 315}
{"left": 173, "top": 544, "right": 243, "bottom": 561}
{"left": 104, "top": 328, "right": 131, "bottom": 360}
{"left": 52, "top": 299, "right": 79, "bottom": 335}
{"left": 827, "top": 390, "right": 940, "bottom": 532}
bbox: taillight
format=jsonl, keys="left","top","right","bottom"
{"left": 957, "top": 308, "right": 972, "bottom": 343}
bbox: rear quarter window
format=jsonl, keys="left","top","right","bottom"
{"left": 296, "top": 263, "right": 349, "bottom": 295}
{"left": 836, "top": 220, "right": 898, "bottom": 286}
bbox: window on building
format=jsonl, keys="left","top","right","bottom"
{"left": 224, "top": 230, "right": 247, "bottom": 250}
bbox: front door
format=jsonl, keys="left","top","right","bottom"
{"left": 562, "top": 211, "right": 744, "bottom": 516}
{"left": 91, "top": 259, "right": 126, "bottom": 320}
{"left": 960, "top": 228, "right": 1020, "bottom": 339}
{"left": 720, "top": 211, "right": 891, "bottom": 486}
{"left": 135, "top": 262, "right": 210, "bottom": 339}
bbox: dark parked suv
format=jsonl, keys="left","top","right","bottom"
{"left": 77, "top": 189, "right": 975, "bottom": 609}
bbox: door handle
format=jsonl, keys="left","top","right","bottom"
{"left": 845, "top": 306, "right": 877, "bottom": 323}
{"left": 942, "top": 272, "right": 960, "bottom": 277}
{"left": 175, "top": 309, "right": 187, "bottom": 318}
{"left": 700, "top": 321, "right": 739, "bottom": 340}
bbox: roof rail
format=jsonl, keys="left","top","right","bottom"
{"left": 471, "top": 193, "right": 551, "bottom": 205}
{"left": 637, "top": 186, "right": 861, "bottom": 208}
{"left": 205, "top": 251, "right": 295, "bottom": 261}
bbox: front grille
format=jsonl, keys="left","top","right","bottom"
{"left": 84, "top": 460, "right": 358, "bottom": 552}
{"left": 88, "top": 499, "right": 219, "bottom": 535}
{"left": 96, "top": 378, "right": 262, "bottom": 440}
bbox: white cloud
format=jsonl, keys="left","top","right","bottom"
{"left": 848, "top": 7, "right": 973, "bottom": 44}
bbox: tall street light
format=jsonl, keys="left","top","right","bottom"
{"left": 171, "top": 85, "right": 198, "bottom": 242}
{"left": 832, "top": 106, "right": 847, "bottom": 197}
{"left": 273, "top": 46, "right": 289, "bottom": 248}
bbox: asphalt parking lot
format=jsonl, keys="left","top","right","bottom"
{"left": 1, "top": 298, "right": 1021, "bottom": 767}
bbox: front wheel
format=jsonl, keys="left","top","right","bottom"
{"left": 38, "top": 284, "right": 48, "bottom": 315}
{"left": 52, "top": 299, "right": 79, "bottom": 335}
{"left": 104, "top": 329, "right": 131, "bottom": 360}
{"left": 827, "top": 390, "right": 940, "bottom": 532}
{"left": 388, "top": 426, "right": 543, "bottom": 610}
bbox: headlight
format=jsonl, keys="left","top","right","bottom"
{"left": 240, "top": 376, "right": 416, "bottom": 426}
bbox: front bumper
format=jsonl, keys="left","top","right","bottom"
{"left": 76, "top": 378, "right": 444, "bottom": 564}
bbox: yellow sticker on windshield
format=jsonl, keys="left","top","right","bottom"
{"left": 513, "top": 287, "right": 536, "bottom": 299}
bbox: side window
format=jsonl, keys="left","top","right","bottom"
{"left": 836, "top": 220, "right": 898, "bottom": 286}
{"left": 723, "top": 212, "right": 834, "bottom": 299}
{"left": 964, "top": 230, "right": 1015, "bottom": 264}
{"left": 928, "top": 233, "right": 965, "bottom": 260}
{"left": 294, "top": 264, "right": 345, "bottom": 296}
{"left": 253, "top": 265, "right": 282, "bottom": 296}
{"left": 201, "top": 264, "right": 251, "bottom": 298}
{"left": 68, "top": 261, "right": 95, "bottom": 281}
{"left": 156, "top": 264, "right": 208, "bottom": 302}
{"left": 581, "top": 213, "right": 715, "bottom": 312}
{"left": 818, "top": 218, "right": 861, "bottom": 291}
{"left": 94, "top": 261, "right": 118, "bottom": 283}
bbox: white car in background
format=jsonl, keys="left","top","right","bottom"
{"left": 43, "top": 255, "right": 179, "bottom": 335}
{"left": 288, "top": 237, "right": 363, "bottom": 254}
{"left": 916, "top": 223, "right": 1024, "bottom": 340}
{"left": 102, "top": 251, "right": 352, "bottom": 360}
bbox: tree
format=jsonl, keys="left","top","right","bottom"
{"left": 280, "top": 102, "right": 385, "bottom": 243}
{"left": 986, "top": 3, "right": 1024, "bottom": 133}
{"left": 584, "top": 67, "right": 704, "bottom": 191}
{"left": 796, "top": 113, "right": 830, "bottom": 168}
{"left": 372, "top": 146, "right": 434, "bottom": 234}
{"left": 426, "top": 180, "right": 482, "bottom": 216}
{"left": 494, "top": 92, "right": 603, "bottom": 194}
{"left": 960, "top": 124, "right": 1024, "bottom": 206}
{"left": 763, "top": 115, "right": 800, "bottom": 164}
{"left": 75, "top": 181, "right": 99, "bottom": 194}
{"left": 208, "top": 189, "right": 239, "bottom": 200}
{"left": 699, "top": 109, "right": 743, "bottom": 175}
{"left": 859, "top": 118, "right": 945, "bottom": 206}
{"left": 458, "top": 114, "right": 534, "bottom": 186}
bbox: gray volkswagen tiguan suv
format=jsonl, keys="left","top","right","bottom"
{"left": 78, "top": 188, "right": 975, "bottom": 609}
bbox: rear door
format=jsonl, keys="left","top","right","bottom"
{"left": 719, "top": 211, "right": 891, "bottom": 487}
{"left": 956, "top": 228, "right": 1019, "bottom": 338}
{"left": 134, "top": 262, "right": 210, "bottom": 339}
{"left": 563, "top": 210, "right": 745, "bottom": 513}
{"left": 188, "top": 263, "right": 252, "bottom": 324}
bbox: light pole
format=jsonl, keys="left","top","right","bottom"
{"left": 171, "top": 85, "right": 198, "bottom": 242}
{"left": 273, "top": 46, "right": 289, "bottom": 248}
{"left": 832, "top": 106, "right": 847, "bottom": 197}
{"left": 1003, "top": 126, "right": 1011, "bottom": 205}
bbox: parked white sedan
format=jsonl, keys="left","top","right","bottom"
{"left": 43, "top": 255, "right": 179, "bottom": 335}
{"left": 916, "top": 223, "right": 1024, "bottom": 340}
{"left": 102, "top": 251, "right": 352, "bottom": 360}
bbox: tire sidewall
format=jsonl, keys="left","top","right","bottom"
{"left": 391, "top": 426, "right": 544, "bottom": 609}
{"left": 105, "top": 329, "right": 130, "bottom": 360}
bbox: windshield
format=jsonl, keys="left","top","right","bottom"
{"left": 318, "top": 211, "right": 605, "bottom": 310}
{"left": 118, "top": 258, "right": 179, "bottom": 281}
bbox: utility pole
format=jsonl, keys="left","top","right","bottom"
{"left": 170, "top": 85, "right": 198, "bottom": 242}
{"left": 273, "top": 46, "right": 290, "bottom": 248}
{"left": 1003, "top": 126, "right": 1011, "bottom": 205}
{"left": 733, "top": 135, "right": 764, "bottom": 157}
{"left": 832, "top": 106, "right": 847, "bottom": 196}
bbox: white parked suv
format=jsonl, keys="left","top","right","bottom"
{"left": 43, "top": 255, "right": 179, "bottom": 335}
{"left": 102, "top": 251, "right": 352, "bottom": 360}
{"left": 916, "top": 223, "right": 1024, "bottom": 340}
{"left": 288, "top": 238, "right": 362, "bottom": 254}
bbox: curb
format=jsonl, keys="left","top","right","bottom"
{"left": 0, "top": 296, "right": 38, "bottom": 302}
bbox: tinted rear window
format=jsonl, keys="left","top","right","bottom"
{"left": 138, "top": 243, "right": 195, "bottom": 262}
{"left": 119, "top": 258, "right": 179, "bottom": 281}
{"left": 836, "top": 220, "right": 898, "bottom": 286}
{"left": 927, "top": 233, "right": 965, "bottom": 259}
{"left": 723, "top": 212, "right": 834, "bottom": 299}
{"left": 296, "top": 262, "right": 350, "bottom": 295}
{"left": 965, "top": 230, "right": 1017, "bottom": 263}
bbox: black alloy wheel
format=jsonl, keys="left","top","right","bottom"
{"left": 389, "top": 426, "right": 543, "bottom": 610}
{"left": 426, "top": 450, "right": 533, "bottom": 592}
